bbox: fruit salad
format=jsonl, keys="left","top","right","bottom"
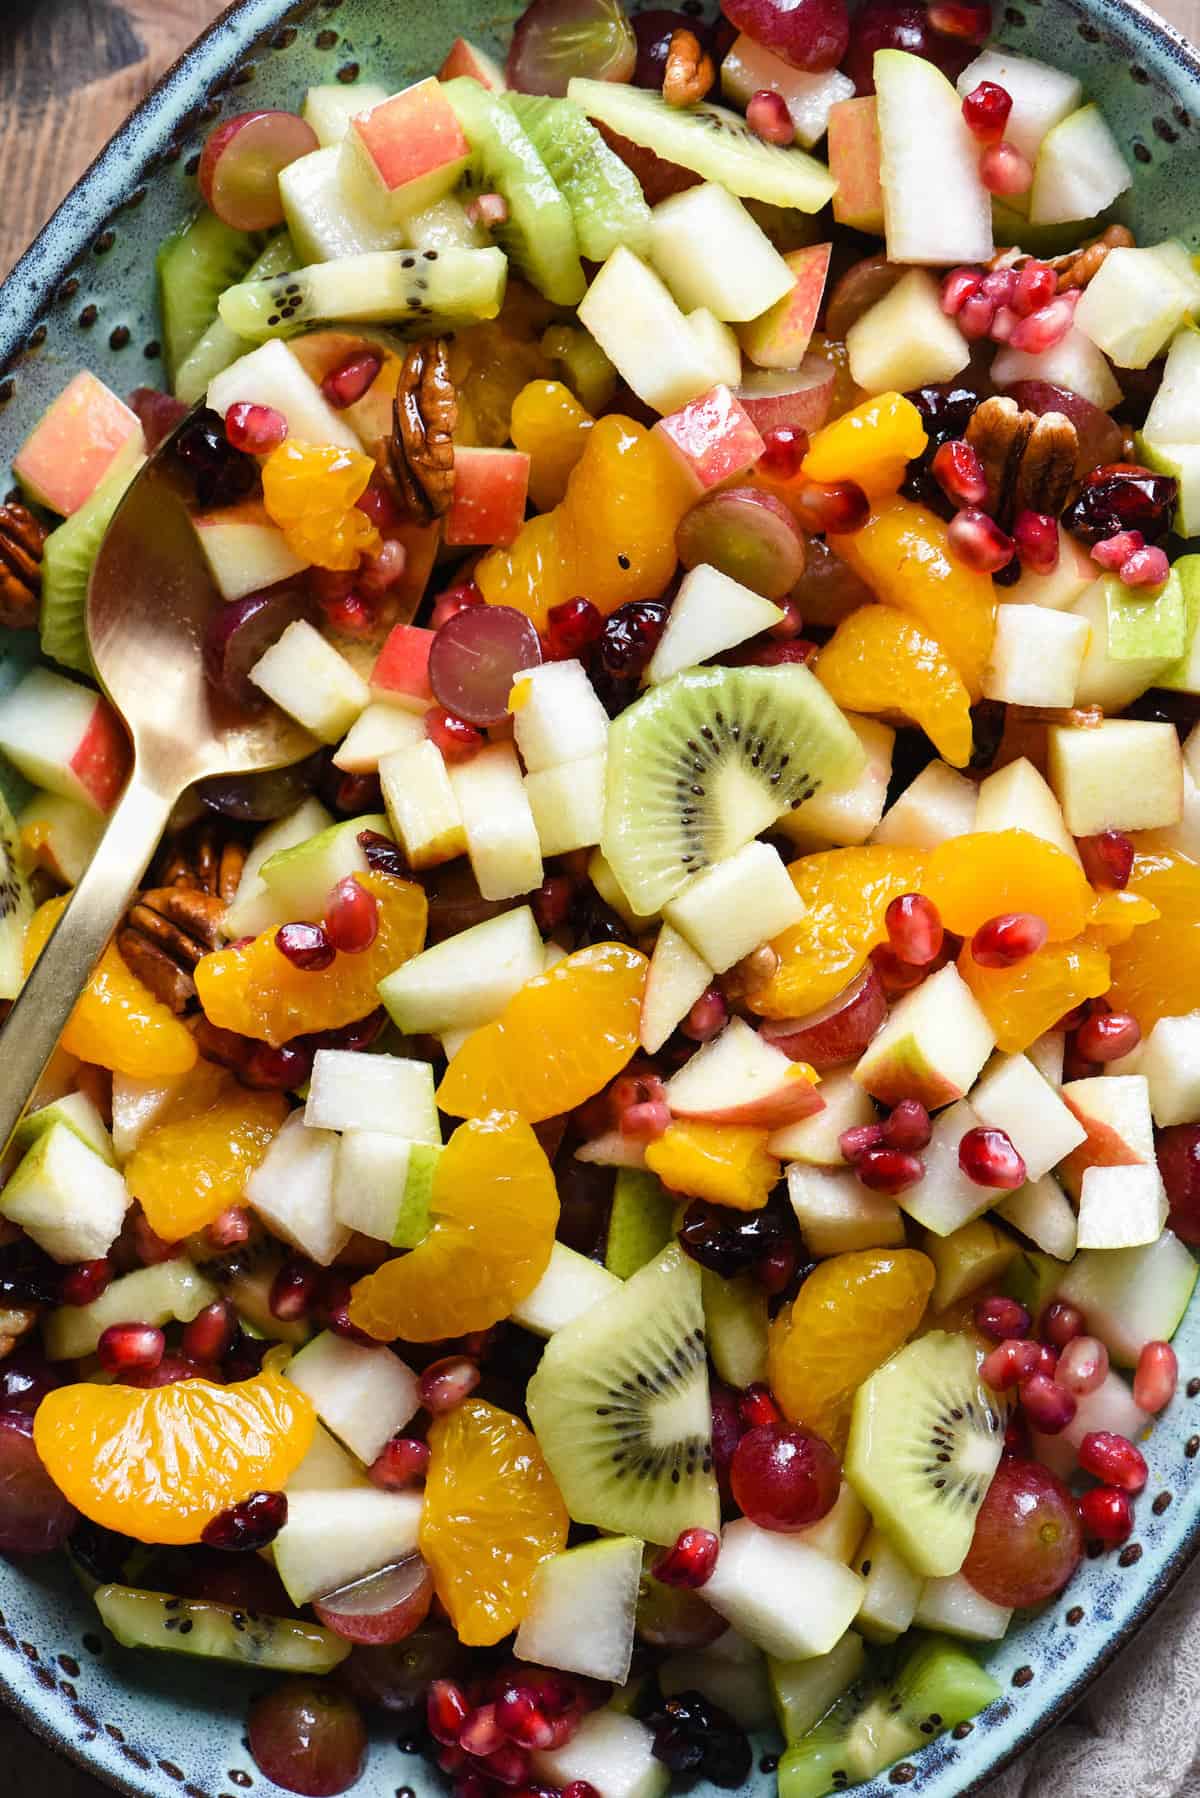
{"left": 1, "top": 4, "right": 1200, "bottom": 1796}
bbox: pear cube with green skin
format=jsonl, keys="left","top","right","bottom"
{"left": 207, "top": 338, "right": 360, "bottom": 448}
{"left": 847, "top": 269, "right": 971, "bottom": 394}
{"left": 533, "top": 1711, "right": 667, "bottom": 1798}
{"left": 922, "top": 1216, "right": 1017, "bottom": 1312}
{"left": 1076, "top": 1163, "right": 1168, "bottom": 1250}
{"left": 664, "top": 841, "right": 805, "bottom": 974}
{"left": 578, "top": 247, "right": 732, "bottom": 415}
{"left": 515, "top": 1535, "right": 642, "bottom": 1684}
{"left": 895, "top": 1100, "right": 997, "bottom": 1238}
{"left": 769, "top": 1631, "right": 866, "bottom": 1743}
{"left": 1009, "top": 523, "right": 1096, "bottom": 609}
{"left": 16, "top": 790, "right": 104, "bottom": 888}
{"left": 333, "top": 703, "right": 426, "bottom": 775}
{"left": 525, "top": 753, "right": 607, "bottom": 857}
{"left": 955, "top": 47, "right": 1081, "bottom": 161}
{"left": 647, "top": 565, "right": 781, "bottom": 686}
{"left": 273, "top": 1489, "right": 424, "bottom": 1607}
{"left": 44, "top": 1260, "right": 218, "bottom": 1361}
{"left": 605, "top": 1168, "right": 676, "bottom": 1279}
{"left": 853, "top": 1526, "right": 922, "bottom": 1643}
{"left": 793, "top": 1480, "right": 869, "bottom": 1566}
{"left": 511, "top": 1241, "right": 623, "bottom": 1337}
{"left": 1057, "top": 1231, "right": 1198, "bottom": 1367}
{"left": 981, "top": 602, "right": 1090, "bottom": 709}
{"left": 720, "top": 35, "right": 854, "bottom": 149}
{"left": 512, "top": 660, "right": 609, "bottom": 773}
{"left": 1031, "top": 1367, "right": 1150, "bottom": 1481}
{"left": 1122, "top": 1012, "right": 1200, "bottom": 1127}
{"left": 448, "top": 740, "right": 543, "bottom": 902}
{"left": 913, "top": 1573, "right": 1012, "bottom": 1641}
{"left": 221, "top": 798, "right": 334, "bottom": 939}
{"left": 995, "top": 1172, "right": 1078, "bottom": 1261}
{"left": 1076, "top": 244, "right": 1200, "bottom": 369}
{"left": 700, "top": 1519, "right": 865, "bottom": 1660}
{"left": 873, "top": 51, "right": 992, "bottom": 265}
{"left": 259, "top": 812, "right": 391, "bottom": 924}
{"left": 779, "top": 714, "right": 894, "bottom": 851}
{"left": 12, "top": 1090, "right": 115, "bottom": 1165}
{"left": 1106, "top": 567, "right": 1188, "bottom": 663}
{"left": 786, "top": 1165, "right": 905, "bottom": 1258}
{"left": 666, "top": 1016, "right": 824, "bottom": 1130}
{"left": 853, "top": 965, "right": 995, "bottom": 1112}
{"left": 1062, "top": 579, "right": 1174, "bottom": 711}
{"left": 738, "top": 243, "right": 833, "bottom": 369}
{"left": 1157, "top": 554, "right": 1200, "bottom": 694}
{"left": 280, "top": 146, "right": 407, "bottom": 264}
{"left": 379, "top": 905, "right": 542, "bottom": 1037}
{"left": 872, "top": 758, "right": 977, "bottom": 849}
{"left": 1057, "top": 1073, "right": 1157, "bottom": 1200}
{"left": 974, "top": 755, "right": 1080, "bottom": 865}
{"left": 379, "top": 739, "right": 467, "bottom": 870}
{"left": 1141, "top": 434, "right": 1200, "bottom": 538}
{"left": 1047, "top": 718, "right": 1183, "bottom": 836}
{"left": 288, "top": 1422, "right": 372, "bottom": 1493}
{"left": 286, "top": 1330, "right": 419, "bottom": 1465}
{"left": 0, "top": 1123, "right": 130, "bottom": 1264}
{"left": 245, "top": 1113, "right": 349, "bottom": 1267}
{"left": 249, "top": 619, "right": 370, "bottom": 745}
{"left": 702, "top": 1268, "right": 769, "bottom": 1389}
{"left": 827, "top": 97, "right": 884, "bottom": 233}
{"left": 1028, "top": 103, "right": 1132, "bottom": 225}
{"left": 304, "top": 1051, "right": 440, "bottom": 1140}
{"left": 648, "top": 184, "right": 793, "bottom": 323}
{"left": 769, "top": 1072, "right": 879, "bottom": 1168}
{"left": 332, "top": 1129, "right": 417, "bottom": 1241}
{"left": 968, "top": 1051, "right": 1087, "bottom": 1182}
{"left": 993, "top": 325, "right": 1123, "bottom": 412}
{"left": 1027, "top": 1030, "right": 1066, "bottom": 1086}
{"left": 640, "top": 923, "right": 713, "bottom": 1056}
{"left": 303, "top": 83, "right": 390, "bottom": 148}
{"left": 338, "top": 79, "right": 471, "bottom": 224}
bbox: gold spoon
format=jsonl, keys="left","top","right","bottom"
{"left": 0, "top": 417, "right": 313, "bottom": 1153}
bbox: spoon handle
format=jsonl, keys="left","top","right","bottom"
{"left": 0, "top": 768, "right": 175, "bottom": 1156}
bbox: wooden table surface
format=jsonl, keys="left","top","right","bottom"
{"left": 4, "top": 0, "right": 1200, "bottom": 1790}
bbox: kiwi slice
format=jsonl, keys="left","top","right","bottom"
{"left": 442, "top": 78, "right": 586, "bottom": 307}
{"left": 845, "top": 1331, "right": 1006, "bottom": 1581}
{"left": 40, "top": 448, "right": 144, "bottom": 678}
{"left": 157, "top": 211, "right": 271, "bottom": 380}
{"left": 218, "top": 246, "right": 507, "bottom": 341}
{"left": 0, "top": 788, "right": 33, "bottom": 1002}
{"left": 95, "top": 1584, "right": 348, "bottom": 1673}
{"left": 567, "top": 80, "right": 837, "bottom": 213}
{"left": 777, "top": 1633, "right": 1001, "bottom": 1798}
{"left": 605, "top": 1167, "right": 675, "bottom": 1278}
{"left": 526, "top": 1241, "right": 720, "bottom": 1544}
{"left": 601, "top": 664, "right": 866, "bottom": 916}
{"left": 174, "top": 232, "right": 297, "bottom": 405}
{"left": 508, "top": 95, "right": 651, "bottom": 263}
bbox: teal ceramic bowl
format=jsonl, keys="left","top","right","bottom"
{"left": 2, "top": 1, "right": 1200, "bottom": 1793}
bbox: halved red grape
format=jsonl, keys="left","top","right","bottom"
{"left": 196, "top": 757, "right": 322, "bottom": 823}
{"left": 339, "top": 1626, "right": 468, "bottom": 1716}
{"left": 722, "top": 0, "right": 849, "bottom": 71}
{"left": 677, "top": 489, "right": 806, "bottom": 599}
{"left": 1006, "top": 379, "right": 1124, "bottom": 476}
{"left": 507, "top": 0, "right": 636, "bottom": 95}
{"left": 0, "top": 1411, "right": 79, "bottom": 1555}
{"left": 843, "top": 0, "right": 974, "bottom": 92}
{"left": 825, "top": 254, "right": 907, "bottom": 340}
{"left": 595, "top": 122, "right": 701, "bottom": 204}
{"left": 248, "top": 1682, "right": 367, "bottom": 1797}
{"left": 198, "top": 111, "right": 319, "bottom": 232}
{"left": 0, "top": 1349, "right": 63, "bottom": 1416}
{"left": 204, "top": 587, "right": 310, "bottom": 707}
{"left": 429, "top": 603, "right": 542, "bottom": 726}
{"left": 962, "top": 1457, "right": 1082, "bottom": 1606}
{"left": 314, "top": 1555, "right": 434, "bottom": 1646}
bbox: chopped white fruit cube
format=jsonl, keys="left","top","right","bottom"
{"left": 664, "top": 841, "right": 804, "bottom": 973}
{"left": 280, "top": 145, "right": 407, "bottom": 263}
{"left": 0, "top": 1124, "right": 129, "bottom": 1264}
{"left": 1077, "top": 1164, "right": 1168, "bottom": 1250}
{"left": 44, "top": 1261, "right": 218, "bottom": 1362}
{"left": 285, "top": 1330, "right": 419, "bottom": 1465}
{"left": 640, "top": 923, "right": 713, "bottom": 1055}
{"left": 525, "top": 753, "right": 606, "bottom": 856}
{"left": 687, "top": 309, "right": 742, "bottom": 387}
{"left": 533, "top": 1712, "right": 667, "bottom": 1798}
{"left": 379, "top": 739, "right": 467, "bottom": 869}
{"left": 1059, "top": 1074, "right": 1157, "bottom": 1198}
{"left": 333, "top": 703, "right": 425, "bottom": 774}
{"left": 779, "top": 714, "right": 894, "bottom": 849}
{"left": 332, "top": 1131, "right": 414, "bottom": 1242}
{"left": 303, "top": 82, "right": 389, "bottom": 146}
{"left": 1009, "top": 525, "right": 1096, "bottom": 610}
{"left": 510, "top": 1241, "right": 623, "bottom": 1337}
{"left": 1028, "top": 103, "right": 1132, "bottom": 226}
{"left": 305, "top": 1051, "right": 440, "bottom": 1140}
{"left": 996, "top": 1173, "right": 1078, "bottom": 1261}
{"left": 448, "top": 741, "right": 543, "bottom": 901}
{"left": 287, "top": 1422, "right": 371, "bottom": 1493}
{"left": 969, "top": 1052, "right": 1087, "bottom": 1182}
{"left": 245, "top": 1112, "right": 349, "bottom": 1266}
{"left": 208, "top": 339, "right": 361, "bottom": 449}
{"left": 516, "top": 1536, "right": 642, "bottom": 1683}
{"left": 923, "top": 1217, "right": 1015, "bottom": 1311}
{"left": 847, "top": 269, "right": 970, "bottom": 394}
{"left": 701, "top": 1519, "right": 865, "bottom": 1660}
{"left": 273, "top": 1490, "right": 423, "bottom": 1606}
{"left": 974, "top": 756, "right": 1080, "bottom": 865}
{"left": 249, "top": 619, "right": 370, "bottom": 744}
{"left": 647, "top": 565, "right": 783, "bottom": 685}
{"left": 1076, "top": 244, "right": 1200, "bottom": 369}
{"left": 787, "top": 1165, "right": 905, "bottom": 1257}
{"left": 993, "top": 326, "right": 1122, "bottom": 413}
{"left": 793, "top": 1480, "right": 869, "bottom": 1565}
{"left": 721, "top": 35, "right": 854, "bottom": 147}
{"left": 914, "top": 1574, "right": 1012, "bottom": 1641}
{"left": 982, "top": 603, "right": 1090, "bottom": 709}
{"left": 512, "top": 659, "right": 609, "bottom": 772}
{"left": 855, "top": 1527, "right": 922, "bottom": 1643}
{"left": 768, "top": 1072, "right": 878, "bottom": 1167}
{"left": 112, "top": 1072, "right": 188, "bottom": 1162}
{"left": 378, "top": 905, "right": 542, "bottom": 1034}
{"left": 579, "top": 248, "right": 725, "bottom": 415}
{"left": 13, "top": 1091, "right": 114, "bottom": 1165}
{"left": 874, "top": 50, "right": 992, "bottom": 265}
{"left": 853, "top": 965, "right": 995, "bottom": 1112}
{"left": 221, "top": 798, "right": 334, "bottom": 940}
{"left": 955, "top": 48, "right": 1080, "bottom": 160}
{"left": 872, "top": 759, "right": 977, "bottom": 849}
{"left": 665, "top": 1015, "right": 823, "bottom": 1128}
{"left": 1056, "top": 1233, "right": 1197, "bottom": 1370}
{"left": 649, "top": 184, "right": 793, "bottom": 323}
{"left": 895, "top": 1100, "right": 996, "bottom": 1237}
{"left": 1133, "top": 1013, "right": 1200, "bottom": 1126}
{"left": 194, "top": 505, "right": 310, "bottom": 601}
{"left": 1048, "top": 718, "right": 1184, "bottom": 836}
{"left": 1067, "top": 578, "right": 1172, "bottom": 714}
{"left": 1027, "top": 1031, "right": 1066, "bottom": 1087}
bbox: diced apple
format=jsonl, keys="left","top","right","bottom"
{"left": 828, "top": 97, "right": 883, "bottom": 233}
{"left": 340, "top": 79, "right": 471, "bottom": 222}
{"left": 516, "top": 1536, "right": 641, "bottom": 1683}
{"left": 701, "top": 1519, "right": 865, "bottom": 1660}
{"left": 981, "top": 602, "right": 1089, "bottom": 710}
{"left": 286, "top": 326, "right": 404, "bottom": 446}
{"left": 193, "top": 500, "right": 310, "bottom": 600}
{"left": 768, "top": 1630, "right": 865, "bottom": 1741}
{"left": 578, "top": 248, "right": 727, "bottom": 415}
{"left": 273, "top": 1489, "right": 423, "bottom": 1605}
{"left": 652, "top": 389, "right": 766, "bottom": 498}
{"left": 721, "top": 36, "right": 854, "bottom": 148}
{"left": 1076, "top": 244, "right": 1198, "bottom": 369}
{"left": 305, "top": 1050, "right": 439, "bottom": 1139}
{"left": 667, "top": 1017, "right": 825, "bottom": 1129}
{"left": 281, "top": 145, "right": 407, "bottom": 263}
{"left": 1047, "top": 718, "right": 1183, "bottom": 836}
{"left": 924, "top": 1216, "right": 1017, "bottom": 1310}
{"left": 955, "top": 49, "right": 1081, "bottom": 161}
{"left": 872, "top": 759, "right": 977, "bottom": 849}
{"left": 687, "top": 310, "right": 742, "bottom": 389}
{"left": 533, "top": 1712, "right": 667, "bottom": 1798}
{"left": 512, "top": 659, "right": 609, "bottom": 772}
{"left": 13, "top": 371, "right": 143, "bottom": 518}
{"left": 1129, "top": 1013, "right": 1200, "bottom": 1127}
{"left": 736, "top": 355, "right": 835, "bottom": 435}
{"left": 448, "top": 740, "right": 543, "bottom": 900}
{"left": 640, "top": 923, "right": 712, "bottom": 1055}
{"left": 0, "top": 1124, "right": 129, "bottom": 1264}
{"left": 969, "top": 1052, "right": 1086, "bottom": 1182}
{"left": 995, "top": 1172, "right": 1077, "bottom": 1261}
{"left": 370, "top": 624, "right": 436, "bottom": 712}
{"left": 1058, "top": 1073, "right": 1157, "bottom": 1200}
{"left": 1055, "top": 1231, "right": 1198, "bottom": 1366}
{"left": 1143, "top": 326, "right": 1200, "bottom": 443}
{"left": 1032, "top": 1367, "right": 1149, "bottom": 1480}
{"left": 379, "top": 738, "right": 466, "bottom": 868}
{"left": 380, "top": 904, "right": 542, "bottom": 1035}
{"left": 894, "top": 1099, "right": 995, "bottom": 1237}
{"left": 207, "top": 339, "right": 361, "bottom": 450}
{"left": 787, "top": 1164, "right": 904, "bottom": 1257}
{"left": 649, "top": 184, "right": 793, "bottom": 323}
{"left": 647, "top": 563, "right": 781, "bottom": 684}
{"left": 1077, "top": 1162, "right": 1168, "bottom": 1250}
{"left": 664, "top": 841, "right": 804, "bottom": 974}
{"left": 303, "top": 83, "right": 390, "bottom": 147}
{"left": 17, "top": 791, "right": 104, "bottom": 886}
{"left": 874, "top": 50, "right": 992, "bottom": 265}
{"left": 974, "top": 756, "right": 1079, "bottom": 865}
{"left": 768, "top": 1070, "right": 878, "bottom": 1165}
{"left": 913, "top": 1574, "right": 1011, "bottom": 1642}
{"left": 855, "top": 1527, "right": 921, "bottom": 1642}
{"left": 1028, "top": 103, "right": 1131, "bottom": 226}
{"left": 511, "top": 1240, "right": 623, "bottom": 1337}
{"left": 525, "top": 752, "right": 607, "bottom": 856}
{"left": 847, "top": 268, "right": 970, "bottom": 395}
{"left": 993, "top": 325, "right": 1122, "bottom": 412}
{"left": 333, "top": 702, "right": 425, "bottom": 774}
{"left": 779, "top": 714, "right": 894, "bottom": 850}
{"left": 286, "top": 1330, "right": 419, "bottom": 1464}
{"left": 439, "top": 37, "right": 506, "bottom": 88}
{"left": 250, "top": 619, "right": 369, "bottom": 743}
{"left": 0, "top": 667, "right": 129, "bottom": 814}
{"left": 853, "top": 965, "right": 995, "bottom": 1111}
{"left": 1009, "top": 524, "right": 1096, "bottom": 610}
{"left": 445, "top": 447, "right": 531, "bottom": 547}
{"left": 739, "top": 244, "right": 832, "bottom": 370}
{"left": 245, "top": 1113, "right": 349, "bottom": 1265}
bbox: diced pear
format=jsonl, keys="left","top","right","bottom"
{"left": 379, "top": 905, "right": 542, "bottom": 1036}
{"left": 1047, "top": 718, "right": 1183, "bottom": 835}
{"left": 1076, "top": 244, "right": 1199, "bottom": 369}
{"left": 778, "top": 714, "right": 893, "bottom": 850}
{"left": 510, "top": 1240, "right": 623, "bottom": 1336}
{"left": 1028, "top": 103, "right": 1132, "bottom": 225}
{"left": 873, "top": 50, "right": 992, "bottom": 264}
{"left": 955, "top": 48, "right": 1080, "bottom": 161}
{"left": 846, "top": 269, "right": 969, "bottom": 395}
{"left": 872, "top": 760, "right": 977, "bottom": 849}
{"left": 516, "top": 1537, "right": 642, "bottom": 1682}
{"left": 285, "top": 1330, "right": 419, "bottom": 1465}
{"left": 974, "top": 757, "right": 1079, "bottom": 865}
{"left": 664, "top": 841, "right": 804, "bottom": 973}
{"left": 922, "top": 1216, "right": 1017, "bottom": 1312}
{"left": 981, "top": 603, "right": 1089, "bottom": 709}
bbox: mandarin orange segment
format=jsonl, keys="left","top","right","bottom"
{"left": 261, "top": 441, "right": 381, "bottom": 572}
{"left": 126, "top": 1075, "right": 289, "bottom": 1243}
{"left": 348, "top": 1112, "right": 558, "bottom": 1341}
{"left": 194, "top": 871, "right": 426, "bottom": 1046}
{"left": 815, "top": 604, "right": 974, "bottom": 767}
{"left": 438, "top": 942, "right": 647, "bottom": 1122}
{"left": 1107, "top": 850, "right": 1200, "bottom": 1029}
{"left": 419, "top": 1397, "right": 568, "bottom": 1646}
{"left": 749, "top": 846, "right": 926, "bottom": 1020}
{"left": 510, "top": 379, "right": 594, "bottom": 511}
{"left": 645, "top": 1121, "right": 779, "bottom": 1211}
{"left": 768, "top": 1248, "right": 935, "bottom": 1454}
{"left": 923, "top": 830, "right": 1094, "bottom": 940}
{"left": 24, "top": 898, "right": 197, "bottom": 1079}
{"left": 33, "top": 1368, "right": 314, "bottom": 1545}
{"left": 828, "top": 496, "right": 996, "bottom": 698}
{"left": 1086, "top": 889, "right": 1161, "bottom": 948}
{"left": 801, "top": 392, "right": 927, "bottom": 499}
{"left": 959, "top": 938, "right": 1111, "bottom": 1053}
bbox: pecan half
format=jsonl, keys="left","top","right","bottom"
{"left": 386, "top": 340, "right": 458, "bottom": 523}
{"left": 1052, "top": 223, "right": 1135, "bottom": 292}
{"left": 118, "top": 886, "right": 228, "bottom": 1013}
{"left": 966, "top": 396, "right": 1078, "bottom": 531}
{"left": 0, "top": 501, "right": 47, "bottom": 632}
{"left": 157, "top": 820, "right": 246, "bottom": 905}
{"left": 0, "top": 1304, "right": 38, "bottom": 1360}
{"left": 663, "top": 27, "right": 714, "bottom": 106}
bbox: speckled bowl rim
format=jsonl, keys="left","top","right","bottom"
{"left": 3, "top": 0, "right": 1200, "bottom": 1794}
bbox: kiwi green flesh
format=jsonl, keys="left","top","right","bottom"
{"left": 0, "top": 789, "right": 33, "bottom": 1003}
{"left": 157, "top": 212, "right": 270, "bottom": 379}
{"left": 778, "top": 1634, "right": 1001, "bottom": 1798}
{"left": 174, "top": 232, "right": 297, "bottom": 405}
{"left": 507, "top": 94, "right": 651, "bottom": 263}
{"left": 602, "top": 664, "right": 866, "bottom": 916}
{"left": 526, "top": 1242, "right": 719, "bottom": 1545}
{"left": 845, "top": 1332, "right": 1006, "bottom": 1581}
{"left": 605, "top": 1168, "right": 675, "bottom": 1278}
{"left": 95, "top": 1585, "right": 348, "bottom": 1671}
{"left": 40, "top": 451, "right": 143, "bottom": 679}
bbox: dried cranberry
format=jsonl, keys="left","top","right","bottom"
{"left": 596, "top": 600, "right": 670, "bottom": 683}
{"left": 653, "top": 1527, "right": 720, "bottom": 1588}
{"left": 175, "top": 408, "right": 259, "bottom": 508}
{"left": 1066, "top": 462, "right": 1179, "bottom": 546}
{"left": 644, "top": 1692, "right": 752, "bottom": 1788}
{"left": 357, "top": 828, "right": 406, "bottom": 878}
{"left": 542, "top": 597, "right": 604, "bottom": 660}
{"left": 678, "top": 1200, "right": 787, "bottom": 1278}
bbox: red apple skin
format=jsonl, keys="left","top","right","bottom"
{"left": 739, "top": 245, "right": 833, "bottom": 371}
{"left": 13, "top": 372, "right": 141, "bottom": 518}
{"left": 444, "top": 448, "right": 531, "bottom": 547}
{"left": 828, "top": 98, "right": 884, "bottom": 233}
{"left": 370, "top": 625, "right": 436, "bottom": 707}
{"left": 653, "top": 386, "right": 766, "bottom": 495}
{"left": 737, "top": 356, "right": 835, "bottom": 435}
{"left": 761, "top": 965, "right": 887, "bottom": 1068}
{"left": 669, "top": 1077, "right": 826, "bottom": 1129}
{"left": 351, "top": 79, "right": 469, "bottom": 195}
{"left": 70, "top": 698, "right": 130, "bottom": 813}
{"left": 439, "top": 37, "right": 504, "bottom": 88}
{"left": 1058, "top": 1099, "right": 1146, "bottom": 1198}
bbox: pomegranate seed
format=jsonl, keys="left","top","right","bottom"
{"left": 1078, "top": 1431, "right": 1147, "bottom": 1493}
{"left": 652, "top": 1526, "right": 720, "bottom": 1588}
{"left": 768, "top": 594, "right": 807, "bottom": 642}
{"left": 1032, "top": 1342, "right": 1058, "bottom": 1379}
{"left": 181, "top": 1300, "right": 237, "bottom": 1364}
{"left": 988, "top": 305, "right": 1017, "bottom": 344}
{"left": 543, "top": 596, "right": 604, "bottom": 661}
{"left": 426, "top": 707, "right": 485, "bottom": 760}
{"left": 319, "top": 588, "right": 378, "bottom": 639}
{"left": 369, "top": 1434, "right": 430, "bottom": 1489}
{"left": 324, "top": 875, "right": 379, "bottom": 955}
{"left": 60, "top": 1258, "right": 112, "bottom": 1306}
{"left": 1075, "top": 1010, "right": 1140, "bottom": 1063}
{"left": 747, "top": 90, "right": 794, "bottom": 144}
{"left": 454, "top": 1776, "right": 491, "bottom": 1798}
{"left": 270, "top": 1257, "right": 320, "bottom": 1321}
{"left": 794, "top": 478, "right": 870, "bottom": 535}
{"left": 981, "top": 267, "right": 1017, "bottom": 309}
{"left": 1134, "top": 1340, "right": 1178, "bottom": 1412}
{"left": 201, "top": 1489, "right": 287, "bottom": 1551}
{"left": 958, "top": 291, "right": 996, "bottom": 339}
{"left": 419, "top": 1356, "right": 481, "bottom": 1414}
{"left": 1014, "top": 261, "right": 1058, "bottom": 316}
{"left": 563, "top": 1784, "right": 600, "bottom": 1798}
{"left": 839, "top": 1122, "right": 885, "bottom": 1163}
{"left": 682, "top": 987, "right": 728, "bottom": 1041}
{"left": 1056, "top": 1334, "right": 1109, "bottom": 1396}
{"left": 484, "top": 1744, "right": 532, "bottom": 1786}
{"left": 360, "top": 539, "right": 409, "bottom": 598}
{"left": 948, "top": 507, "right": 1015, "bottom": 573}
{"left": 739, "top": 1382, "right": 782, "bottom": 1429}
{"left": 981, "top": 1338, "right": 1041, "bottom": 1391}
{"left": 885, "top": 892, "right": 943, "bottom": 966}
{"left": 242, "top": 1041, "right": 313, "bottom": 1091}
{"left": 320, "top": 1275, "right": 374, "bottom": 1345}
{"left": 429, "top": 1682, "right": 472, "bottom": 1747}
{"left": 335, "top": 771, "right": 381, "bottom": 814}
{"left": 622, "top": 1099, "right": 671, "bottom": 1140}
{"left": 133, "top": 1213, "right": 182, "bottom": 1265}
{"left": 1078, "top": 829, "right": 1134, "bottom": 890}
{"left": 1041, "top": 1300, "right": 1087, "bottom": 1348}
{"left": 275, "top": 921, "right": 335, "bottom": 971}
{"left": 927, "top": 0, "right": 991, "bottom": 40}
{"left": 971, "top": 911, "right": 1048, "bottom": 968}
{"left": 495, "top": 1686, "right": 540, "bottom": 1745}
{"left": 437, "top": 1747, "right": 467, "bottom": 1775}
{"left": 932, "top": 439, "right": 987, "bottom": 506}
{"left": 870, "top": 944, "right": 927, "bottom": 998}
{"left": 1079, "top": 1484, "right": 1134, "bottom": 1546}
{"left": 1019, "top": 1371, "right": 1076, "bottom": 1434}
{"left": 355, "top": 477, "right": 402, "bottom": 529}
{"left": 1009, "top": 295, "right": 1076, "bottom": 351}
{"left": 755, "top": 1239, "right": 799, "bottom": 1296}
{"left": 980, "top": 140, "right": 1034, "bottom": 196}
{"left": 430, "top": 579, "right": 484, "bottom": 631}
{"left": 1004, "top": 1411, "right": 1032, "bottom": 1459}
{"left": 465, "top": 192, "right": 509, "bottom": 228}
{"left": 206, "top": 1206, "right": 251, "bottom": 1248}
{"left": 961, "top": 79, "right": 1012, "bottom": 141}
{"left": 941, "top": 268, "right": 984, "bottom": 316}
{"left": 855, "top": 1145, "right": 924, "bottom": 1194}
{"left": 1121, "top": 544, "right": 1171, "bottom": 588}
{"left": 460, "top": 1704, "right": 504, "bottom": 1758}
{"left": 1013, "top": 510, "right": 1059, "bottom": 574}
{"left": 959, "top": 1126, "right": 1026, "bottom": 1189}
{"left": 759, "top": 426, "right": 808, "bottom": 479}
{"left": 224, "top": 402, "right": 288, "bottom": 454}
{"left": 883, "top": 1098, "right": 931, "bottom": 1151}
{"left": 1092, "top": 529, "right": 1144, "bottom": 571}
{"left": 321, "top": 352, "right": 382, "bottom": 410}
{"left": 974, "top": 1295, "right": 1031, "bottom": 1342}
{"left": 97, "top": 1323, "right": 166, "bottom": 1374}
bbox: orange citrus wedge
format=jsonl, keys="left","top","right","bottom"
{"left": 959, "top": 938, "right": 1112, "bottom": 1054}
{"left": 815, "top": 604, "right": 975, "bottom": 766}
{"left": 923, "top": 829, "right": 1094, "bottom": 940}
{"left": 1107, "top": 850, "right": 1200, "bottom": 1028}
{"left": 127, "top": 1069, "right": 288, "bottom": 1242}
